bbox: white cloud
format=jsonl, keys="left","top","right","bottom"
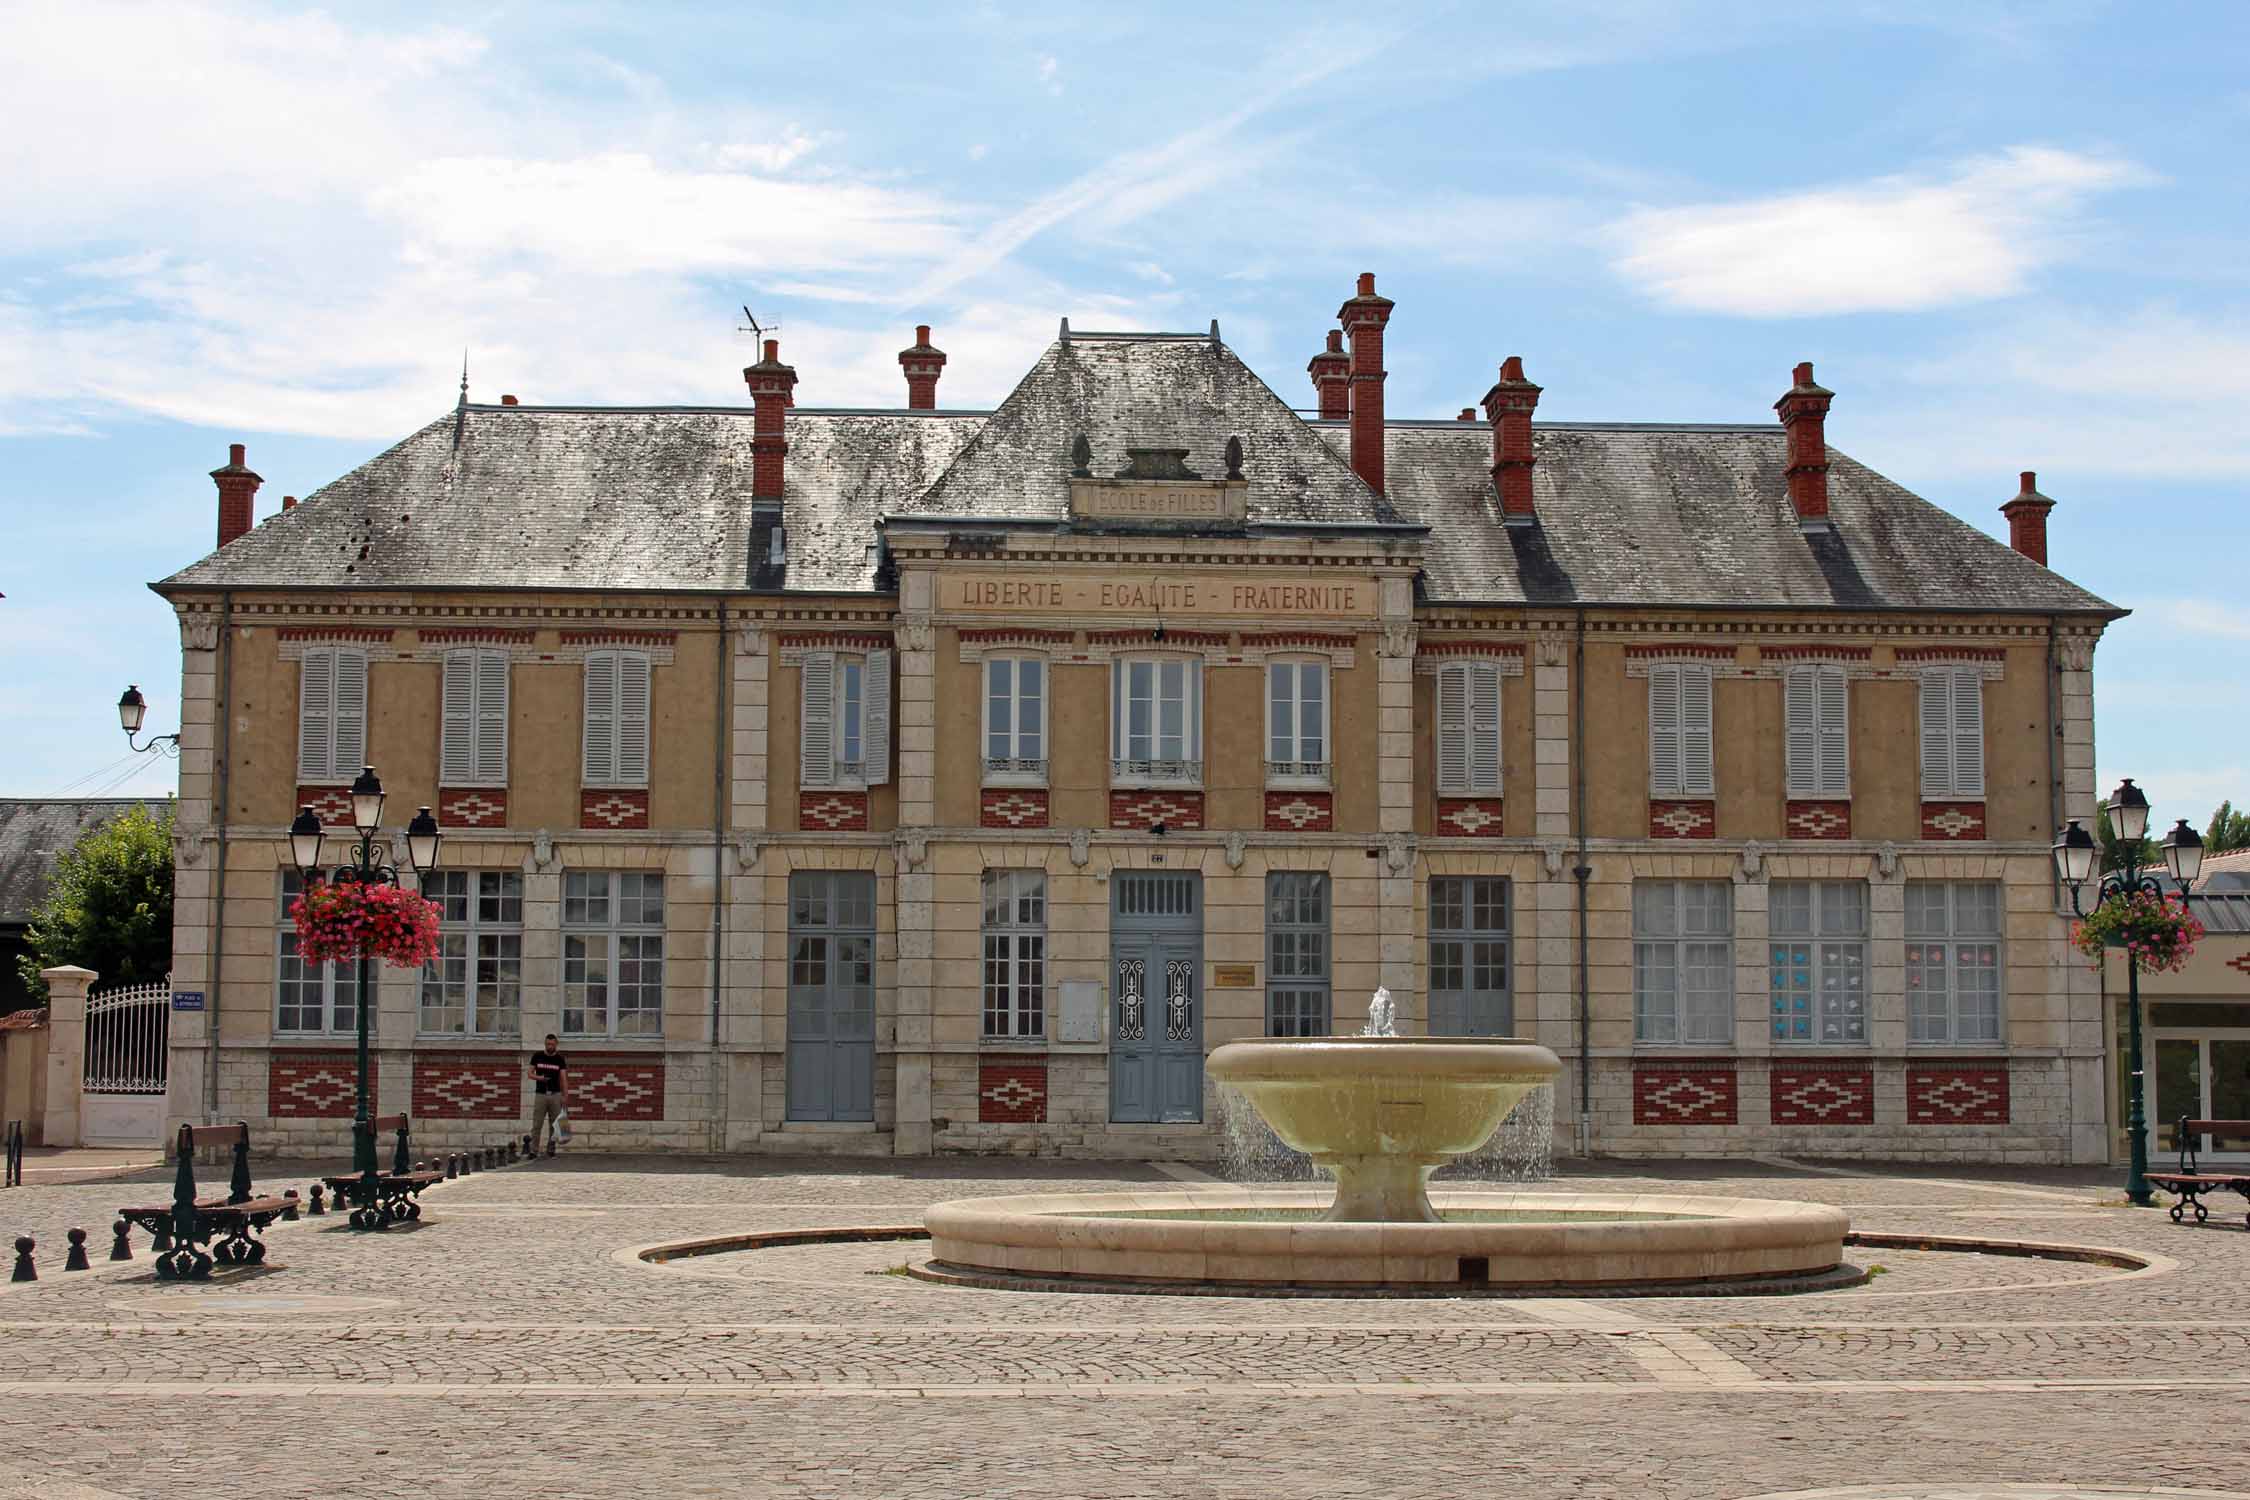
{"left": 1608, "top": 147, "right": 2147, "bottom": 316}
{"left": 2152, "top": 600, "right": 2250, "bottom": 641}
{"left": 1036, "top": 56, "right": 1062, "bottom": 96}
{"left": 1126, "top": 261, "right": 1175, "bottom": 287}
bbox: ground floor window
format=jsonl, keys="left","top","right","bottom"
{"left": 1906, "top": 881, "right": 2002, "bottom": 1044}
{"left": 1768, "top": 880, "right": 1867, "bottom": 1043}
{"left": 1428, "top": 876, "right": 1510, "bottom": 1036}
{"left": 562, "top": 871, "right": 665, "bottom": 1038}
{"left": 982, "top": 870, "right": 1046, "bottom": 1039}
{"left": 275, "top": 870, "right": 354, "bottom": 1035}
{"left": 1634, "top": 880, "right": 1732, "bottom": 1045}
{"left": 1266, "top": 872, "right": 1330, "bottom": 1036}
{"left": 419, "top": 870, "right": 524, "bottom": 1038}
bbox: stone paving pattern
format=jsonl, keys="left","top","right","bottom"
{"left": 2, "top": 1152, "right": 2248, "bottom": 1498}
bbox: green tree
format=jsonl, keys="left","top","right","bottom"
{"left": 2207, "top": 800, "right": 2250, "bottom": 856}
{"left": 14, "top": 802, "right": 175, "bottom": 1008}
{"left": 2096, "top": 805, "right": 2156, "bottom": 875}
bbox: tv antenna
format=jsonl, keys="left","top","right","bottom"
{"left": 738, "top": 305, "right": 782, "bottom": 343}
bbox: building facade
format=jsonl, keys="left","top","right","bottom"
{"left": 154, "top": 276, "right": 2122, "bottom": 1161}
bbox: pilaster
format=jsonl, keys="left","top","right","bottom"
{"left": 1533, "top": 634, "right": 1571, "bottom": 840}
{"left": 729, "top": 625, "right": 770, "bottom": 832}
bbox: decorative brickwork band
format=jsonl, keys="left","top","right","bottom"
{"left": 582, "top": 788, "right": 650, "bottom": 830}
{"left": 1649, "top": 800, "right": 1717, "bottom": 839}
{"left": 1907, "top": 1061, "right": 2009, "bottom": 1125}
{"left": 419, "top": 627, "right": 536, "bottom": 646}
{"left": 801, "top": 790, "right": 871, "bottom": 832}
{"left": 1770, "top": 1061, "right": 1875, "bottom": 1125}
{"left": 978, "top": 1060, "right": 1048, "bottom": 1123}
{"left": 440, "top": 787, "right": 508, "bottom": 828}
{"left": 270, "top": 1050, "right": 377, "bottom": 1119}
{"left": 1633, "top": 1059, "right": 1737, "bottom": 1125}
{"left": 1921, "top": 801, "right": 1987, "bottom": 840}
{"left": 296, "top": 786, "right": 352, "bottom": 827}
{"left": 981, "top": 787, "right": 1050, "bottom": 829}
{"left": 1785, "top": 800, "right": 1852, "bottom": 840}
{"left": 568, "top": 1054, "right": 666, "bottom": 1120}
{"left": 413, "top": 1051, "right": 522, "bottom": 1120}
{"left": 1265, "top": 791, "right": 1334, "bottom": 832}
{"left": 1435, "top": 798, "right": 1504, "bottom": 837}
{"left": 2228, "top": 953, "right": 2250, "bottom": 979}
{"left": 1110, "top": 789, "right": 1204, "bottom": 832}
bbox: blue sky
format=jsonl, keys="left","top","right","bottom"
{"left": 3, "top": 1, "right": 2245, "bottom": 830}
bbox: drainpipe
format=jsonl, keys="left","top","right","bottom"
{"left": 1572, "top": 606, "right": 1592, "bottom": 1158}
{"left": 205, "top": 590, "right": 234, "bottom": 1122}
{"left": 710, "top": 596, "right": 729, "bottom": 1150}
{"left": 2046, "top": 616, "right": 2062, "bottom": 909}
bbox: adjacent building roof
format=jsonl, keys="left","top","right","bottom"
{"left": 0, "top": 800, "right": 165, "bottom": 926}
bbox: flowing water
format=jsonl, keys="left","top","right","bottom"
{"left": 1216, "top": 1078, "right": 1555, "bottom": 1186}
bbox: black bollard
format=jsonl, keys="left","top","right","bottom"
{"left": 507, "top": 1141, "right": 519, "bottom": 1163}
{"left": 282, "top": 1190, "right": 300, "bottom": 1222}
{"left": 460, "top": 1151, "right": 474, "bottom": 1176}
{"left": 10, "top": 1236, "right": 33, "bottom": 1282}
{"left": 110, "top": 1219, "right": 133, "bottom": 1261}
{"left": 445, "top": 1154, "right": 459, "bottom": 1180}
{"left": 64, "top": 1228, "right": 90, "bottom": 1272}
{"left": 308, "top": 1183, "right": 326, "bottom": 1215}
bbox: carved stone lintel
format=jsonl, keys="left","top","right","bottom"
{"left": 1378, "top": 623, "right": 1418, "bottom": 660}
{"left": 1542, "top": 842, "right": 1566, "bottom": 878}
{"left": 1876, "top": 841, "right": 1900, "bottom": 880}
{"left": 180, "top": 618, "right": 221, "bottom": 652}
{"left": 1739, "top": 839, "right": 1765, "bottom": 881}
{"left": 1382, "top": 832, "right": 1414, "bottom": 875}
{"left": 1534, "top": 636, "right": 1569, "bottom": 668}
{"left": 1068, "top": 828, "right": 1091, "bottom": 868}
{"left": 896, "top": 614, "right": 936, "bottom": 654}
{"left": 1223, "top": 831, "right": 1247, "bottom": 871}
{"left": 897, "top": 829, "right": 930, "bottom": 869}
{"left": 2056, "top": 636, "right": 2097, "bottom": 672}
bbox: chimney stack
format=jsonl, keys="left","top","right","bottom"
{"left": 2000, "top": 471, "right": 2056, "bottom": 566}
{"left": 1306, "top": 330, "right": 1350, "bottom": 421}
{"left": 282, "top": 495, "right": 298, "bottom": 511}
{"left": 1337, "top": 272, "right": 1395, "bottom": 494}
{"left": 500, "top": 394, "right": 520, "bottom": 406}
{"left": 899, "top": 325, "right": 947, "bottom": 409}
{"left": 1482, "top": 357, "right": 1543, "bottom": 525}
{"left": 743, "top": 338, "right": 799, "bottom": 500}
{"left": 211, "top": 442, "right": 262, "bottom": 548}
{"left": 1774, "top": 361, "right": 1836, "bottom": 528}
{"left": 1457, "top": 408, "right": 1477, "bottom": 421}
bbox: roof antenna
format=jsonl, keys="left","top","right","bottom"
{"left": 737, "top": 305, "right": 781, "bottom": 344}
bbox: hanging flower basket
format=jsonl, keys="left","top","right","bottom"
{"left": 290, "top": 879, "right": 443, "bottom": 968}
{"left": 2070, "top": 887, "right": 2205, "bottom": 975}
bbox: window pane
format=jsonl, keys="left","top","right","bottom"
{"left": 1635, "top": 942, "right": 1677, "bottom": 1042}
{"left": 1770, "top": 882, "right": 1812, "bottom": 937}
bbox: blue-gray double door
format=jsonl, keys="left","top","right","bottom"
{"left": 786, "top": 871, "right": 876, "bottom": 1122}
{"left": 1111, "top": 873, "right": 1203, "bottom": 1123}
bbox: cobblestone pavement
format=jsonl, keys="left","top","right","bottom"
{"left": 2, "top": 1153, "right": 2249, "bottom": 1498}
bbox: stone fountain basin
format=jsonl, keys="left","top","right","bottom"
{"left": 1207, "top": 1036, "right": 1561, "bottom": 1159}
{"left": 923, "top": 1187, "right": 1852, "bottom": 1290}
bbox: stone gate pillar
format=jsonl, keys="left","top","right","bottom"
{"left": 39, "top": 965, "right": 96, "bottom": 1150}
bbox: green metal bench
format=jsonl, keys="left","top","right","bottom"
{"left": 2147, "top": 1116, "right": 2250, "bottom": 1227}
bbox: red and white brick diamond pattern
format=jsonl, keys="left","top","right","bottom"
{"left": 570, "top": 1057, "right": 665, "bottom": 1120}
{"left": 979, "top": 1061, "right": 1048, "bottom": 1123}
{"left": 980, "top": 787, "right": 1050, "bottom": 829}
{"left": 2229, "top": 953, "right": 2250, "bottom": 979}
{"left": 1921, "top": 801, "right": 1987, "bottom": 840}
{"left": 1908, "top": 1064, "right": 2010, "bottom": 1124}
{"left": 1435, "top": 798, "right": 1504, "bottom": 837}
{"left": 800, "top": 791, "right": 870, "bottom": 831}
{"left": 1264, "top": 791, "right": 1334, "bottom": 832}
{"left": 1784, "top": 800, "right": 1852, "bottom": 840}
{"left": 439, "top": 788, "right": 507, "bottom": 828}
{"left": 1769, "top": 1064, "right": 1875, "bottom": 1125}
{"left": 269, "top": 1051, "right": 375, "bottom": 1119}
{"left": 581, "top": 788, "right": 650, "bottom": 830}
{"left": 412, "top": 1052, "right": 521, "bottom": 1120}
{"left": 1632, "top": 1062, "right": 1737, "bottom": 1125}
{"left": 1649, "top": 800, "right": 1717, "bottom": 839}
{"left": 295, "top": 786, "right": 352, "bottom": 827}
{"left": 1110, "top": 789, "right": 1205, "bottom": 831}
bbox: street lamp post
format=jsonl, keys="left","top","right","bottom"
{"left": 290, "top": 768, "right": 441, "bottom": 1229}
{"left": 2053, "top": 779, "right": 2204, "bottom": 1207}
{"left": 116, "top": 685, "right": 180, "bottom": 756}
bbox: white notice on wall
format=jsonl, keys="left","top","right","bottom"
{"left": 1057, "top": 980, "right": 1104, "bottom": 1044}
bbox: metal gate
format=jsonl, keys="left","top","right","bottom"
{"left": 1111, "top": 873, "right": 1202, "bottom": 1123}
{"left": 81, "top": 980, "right": 170, "bottom": 1146}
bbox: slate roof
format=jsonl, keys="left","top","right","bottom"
{"left": 0, "top": 800, "right": 165, "bottom": 925}
{"left": 897, "top": 332, "right": 1401, "bottom": 528}
{"left": 1324, "top": 421, "right": 2118, "bottom": 613}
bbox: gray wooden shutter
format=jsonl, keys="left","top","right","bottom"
{"left": 331, "top": 650, "right": 367, "bottom": 780}
{"left": 298, "top": 648, "right": 335, "bottom": 782}
{"left": 1648, "top": 666, "right": 1682, "bottom": 795}
{"left": 863, "top": 648, "right": 892, "bottom": 786}
{"left": 583, "top": 651, "right": 618, "bottom": 785}
{"left": 1816, "top": 666, "right": 1849, "bottom": 797}
{"left": 1468, "top": 662, "right": 1501, "bottom": 794}
{"left": 1680, "top": 666, "right": 1714, "bottom": 796}
{"left": 1783, "top": 667, "right": 1815, "bottom": 796}
{"left": 1919, "top": 671, "right": 1952, "bottom": 796}
{"left": 441, "top": 652, "right": 475, "bottom": 785}
{"left": 800, "top": 652, "right": 835, "bottom": 788}
{"left": 1950, "top": 668, "right": 1984, "bottom": 797}
{"left": 1436, "top": 664, "right": 1469, "bottom": 795}
{"left": 475, "top": 650, "right": 510, "bottom": 785}
{"left": 616, "top": 651, "right": 650, "bottom": 786}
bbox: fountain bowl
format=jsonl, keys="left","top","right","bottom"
{"left": 1206, "top": 1035, "right": 1562, "bottom": 1222}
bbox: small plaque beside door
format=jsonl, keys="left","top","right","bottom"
{"left": 1211, "top": 964, "right": 1257, "bottom": 988}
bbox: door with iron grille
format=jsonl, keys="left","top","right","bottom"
{"left": 1429, "top": 876, "right": 1513, "bottom": 1036}
{"left": 786, "top": 872, "right": 876, "bottom": 1122}
{"left": 1110, "top": 872, "right": 1202, "bottom": 1123}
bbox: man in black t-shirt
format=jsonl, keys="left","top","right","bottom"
{"left": 528, "top": 1035, "right": 568, "bottom": 1155}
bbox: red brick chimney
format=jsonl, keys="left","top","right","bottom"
{"left": 282, "top": 495, "right": 298, "bottom": 511}
{"left": 211, "top": 443, "right": 262, "bottom": 548}
{"left": 743, "top": 339, "right": 799, "bottom": 500}
{"left": 899, "top": 325, "right": 947, "bottom": 409}
{"left": 1337, "top": 273, "right": 1394, "bottom": 493}
{"left": 1774, "top": 361, "right": 1836, "bottom": 527}
{"left": 1456, "top": 408, "right": 1476, "bottom": 421}
{"left": 2000, "top": 471, "right": 2056, "bottom": 566}
{"left": 1482, "top": 357, "right": 1543, "bottom": 524}
{"left": 1306, "top": 330, "right": 1350, "bottom": 421}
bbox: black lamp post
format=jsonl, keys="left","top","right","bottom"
{"left": 290, "top": 767, "right": 441, "bottom": 1229}
{"left": 2054, "top": 778, "right": 2204, "bottom": 1207}
{"left": 116, "top": 684, "right": 180, "bottom": 755}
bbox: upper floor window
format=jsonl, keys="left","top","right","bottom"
{"left": 1783, "top": 665, "right": 1849, "bottom": 799}
{"left": 275, "top": 870, "right": 352, "bottom": 1035}
{"left": 1648, "top": 663, "right": 1715, "bottom": 798}
{"left": 981, "top": 870, "right": 1046, "bottom": 1040}
{"left": 984, "top": 657, "right": 1046, "bottom": 784}
{"left": 419, "top": 870, "right": 523, "bottom": 1038}
{"left": 1266, "top": 872, "right": 1330, "bottom": 1037}
{"left": 563, "top": 871, "right": 665, "bottom": 1039}
{"left": 802, "top": 649, "right": 891, "bottom": 790}
{"left": 1918, "top": 669, "right": 1986, "bottom": 799}
{"left": 582, "top": 650, "right": 651, "bottom": 789}
{"left": 1769, "top": 880, "right": 1867, "bottom": 1043}
{"left": 1435, "top": 660, "right": 1502, "bottom": 796}
{"left": 297, "top": 647, "right": 368, "bottom": 783}
{"left": 1633, "top": 879, "right": 1732, "bottom": 1045}
{"left": 1267, "top": 660, "right": 1329, "bottom": 785}
{"left": 1111, "top": 657, "right": 1201, "bottom": 785}
{"left": 440, "top": 649, "right": 510, "bottom": 788}
{"left": 1907, "top": 881, "right": 2003, "bottom": 1044}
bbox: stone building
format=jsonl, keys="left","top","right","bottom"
{"left": 152, "top": 275, "right": 2121, "bottom": 1161}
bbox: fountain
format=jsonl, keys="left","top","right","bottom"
{"left": 921, "top": 992, "right": 1851, "bottom": 1294}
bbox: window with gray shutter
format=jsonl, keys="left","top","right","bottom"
{"left": 441, "top": 649, "right": 510, "bottom": 787}
{"left": 297, "top": 647, "right": 368, "bottom": 782}
{"left": 1649, "top": 664, "right": 1714, "bottom": 797}
{"left": 1784, "top": 665, "right": 1849, "bottom": 798}
{"left": 1435, "top": 661, "right": 1502, "bottom": 796}
{"left": 800, "top": 650, "right": 886, "bottom": 789}
{"left": 582, "top": 650, "right": 650, "bottom": 789}
{"left": 1919, "top": 669, "right": 1986, "bottom": 798}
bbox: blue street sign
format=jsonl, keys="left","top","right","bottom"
{"left": 170, "top": 990, "right": 205, "bottom": 1012}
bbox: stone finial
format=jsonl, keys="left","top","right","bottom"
{"left": 1070, "top": 433, "right": 1093, "bottom": 478}
{"left": 1223, "top": 436, "right": 1244, "bottom": 481}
